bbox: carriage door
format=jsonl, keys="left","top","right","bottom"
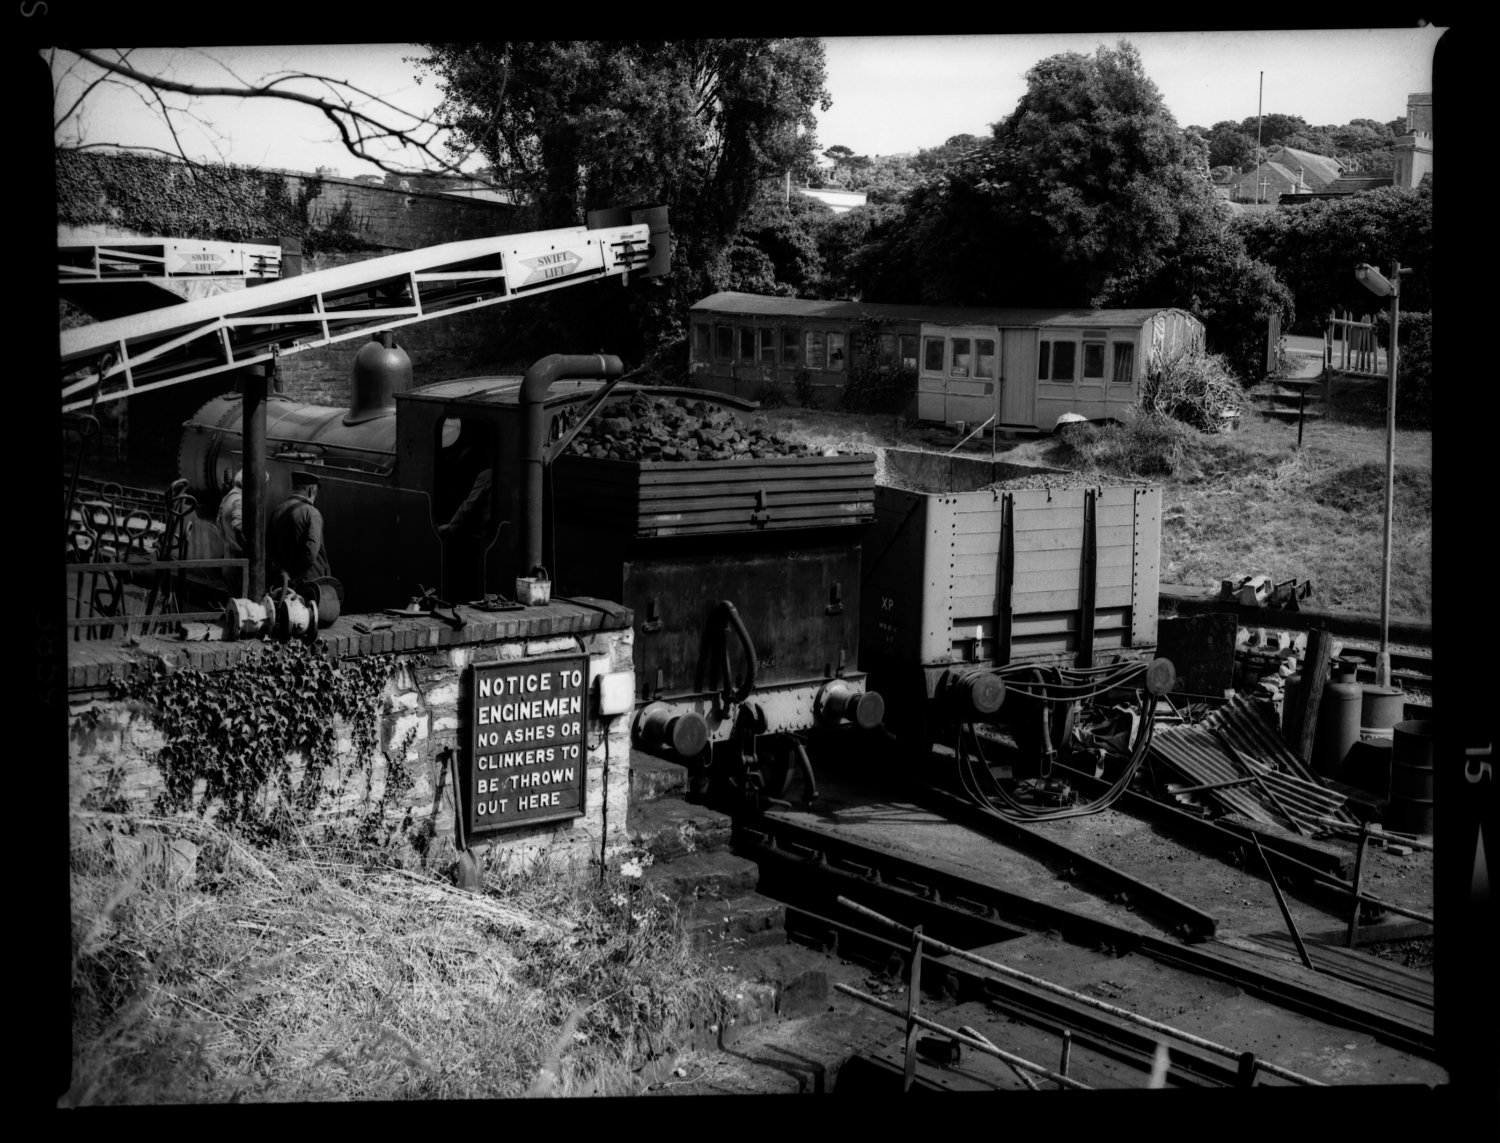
{"left": 920, "top": 325, "right": 1000, "bottom": 427}
{"left": 999, "top": 328, "right": 1038, "bottom": 428}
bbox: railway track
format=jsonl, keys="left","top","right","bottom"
{"left": 736, "top": 810, "right": 1437, "bottom": 1063}
{"left": 1332, "top": 645, "right": 1434, "bottom": 690}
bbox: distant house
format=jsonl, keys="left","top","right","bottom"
{"left": 1278, "top": 93, "right": 1432, "bottom": 207}
{"left": 795, "top": 186, "right": 868, "bottom": 213}
{"left": 1229, "top": 146, "right": 1344, "bottom": 205}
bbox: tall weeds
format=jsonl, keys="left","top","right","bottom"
{"left": 66, "top": 812, "right": 731, "bottom": 1103}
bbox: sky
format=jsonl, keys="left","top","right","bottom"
{"left": 46, "top": 30, "right": 1447, "bottom": 179}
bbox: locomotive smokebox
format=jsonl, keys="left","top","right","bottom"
{"left": 344, "top": 331, "right": 412, "bottom": 425}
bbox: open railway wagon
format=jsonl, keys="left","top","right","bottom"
{"left": 860, "top": 448, "right": 1176, "bottom": 818}
{"left": 548, "top": 390, "right": 885, "bottom": 810}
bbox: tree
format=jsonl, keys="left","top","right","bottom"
{"left": 1206, "top": 121, "right": 1257, "bottom": 170}
{"left": 823, "top": 144, "right": 855, "bottom": 183}
{"left": 50, "top": 46, "right": 475, "bottom": 179}
{"left": 415, "top": 40, "right": 831, "bottom": 360}
{"left": 1234, "top": 183, "right": 1433, "bottom": 335}
{"left": 846, "top": 41, "right": 1290, "bottom": 377}
{"left": 1238, "top": 112, "right": 1309, "bottom": 149}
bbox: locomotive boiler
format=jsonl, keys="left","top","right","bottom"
{"left": 177, "top": 338, "right": 886, "bottom": 807}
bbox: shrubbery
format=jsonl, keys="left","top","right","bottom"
{"left": 1140, "top": 348, "right": 1243, "bottom": 433}
{"left": 1375, "top": 310, "right": 1432, "bottom": 427}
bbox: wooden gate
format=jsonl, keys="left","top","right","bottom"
{"left": 1324, "top": 309, "right": 1383, "bottom": 376}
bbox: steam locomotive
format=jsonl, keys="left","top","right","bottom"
{"left": 178, "top": 339, "right": 887, "bottom": 804}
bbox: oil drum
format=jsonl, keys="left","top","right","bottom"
{"left": 1360, "top": 685, "right": 1405, "bottom": 740}
{"left": 1313, "top": 681, "right": 1362, "bottom": 781}
{"left": 1387, "top": 719, "right": 1434, "bottom": 836}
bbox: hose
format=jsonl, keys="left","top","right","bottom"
{"left": 954, "top": 668, "right": 1159, "bottom": 822}
{"left": 713, "top": 599, "right": 758, "bottom": 704}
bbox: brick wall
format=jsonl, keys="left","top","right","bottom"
{"left": 268, "top": 175, "right": 523, "bottom": 406}
{"left": 67, "top": 603, "right": 634, "bottom": 877}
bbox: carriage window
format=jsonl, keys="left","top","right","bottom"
{"left": 1083, "top": 342, "right": 1106, "bottom": 379}
{"left": 900, "top": 336, "right": 918, "bottom": 370}
{"left": 759, "top": 328, "right": 776, "bottom": 363}
{"left": 739, "top": 326, "right": 756, "bottom": 361}
{"left": 974, "top": 338, "right": 996, "bottom": 379}
{"left": 827, "top": 332, "right": 846, "bottom": 371}
{"left": 781, "top": 328, "right": 799, "bottom": 365}
{"left": 923, "top": 336, "right": 945, "bottom": 372}
{"left": 805, "top": 330, "right": 826, "bottom": 370}
{"left": 1038, "top": 342, "right": 1050, "bottom": 381}
{"left": 1112, "top": 342, "right": 1136, "bottom": 385}
{"left": 879, "top": 334, "right": 896, "bottom": 364}
{"left": 949, "top": 338, "right": 971, "bottom": 377}
{"left": 715, "top": 324, "right": 734, "bottom": 361}
{"left": 1051, "top": 342, "right": 1076, "bottom": 381}
{"left": 693, "top": 323, "right": 711, "bottom": 363}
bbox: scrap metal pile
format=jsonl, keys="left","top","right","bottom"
{"left": 1146, "top": 693, "right": 1360, "bottom": 837}
{"left": 561, "top": 394, "right": 818, "bottom": 462}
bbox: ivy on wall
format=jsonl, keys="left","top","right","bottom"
{"left": 112, "top": 642, "right": 402, "bottom": 828}
{"left": 56, "top": 149, "right": 378, "bottom": 257}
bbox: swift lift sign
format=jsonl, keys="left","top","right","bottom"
{"left": 464, "top": 655, "right": 588, "bottom": 835}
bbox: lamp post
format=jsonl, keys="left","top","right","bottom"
{"left": 1354, "top": 261, "right": 1411, "bottom": 688}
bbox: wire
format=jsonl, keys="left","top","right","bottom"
{"left": 955, "top": 680, "right": 1158, "bottom": 822}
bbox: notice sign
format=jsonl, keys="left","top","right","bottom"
{"left": 466, "top": 655, "right": 589, "bottom": 835}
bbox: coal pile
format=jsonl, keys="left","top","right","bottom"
{"left": 562, "top": 395, "right": 817, "bottom": 463}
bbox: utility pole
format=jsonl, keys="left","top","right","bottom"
{"left": 1375, "top": 261, "right": 1406, "bottom": 689}
{"left": 1355, "top": 259, "right": 1411, "bottom": 689}
{"left": 1255, "top": 72, "right": 1264, "bottom": 204}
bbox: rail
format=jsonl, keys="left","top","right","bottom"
{"left": 836, "top": 896, "right": 1325, "bottom": 1087}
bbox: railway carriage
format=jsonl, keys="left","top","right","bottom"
{"left": 687, "top": 293, "right": 1204, "bottom": 434}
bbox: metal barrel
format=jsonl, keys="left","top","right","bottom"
{"left": 1313, "top": 681, "right": 1363, "bottom": 781}
{"left": 1360, "top": 685, "right": 1405, "bottom": 741}
{"left": 1387, "top": 719, "right": 1434, "bottom": 836}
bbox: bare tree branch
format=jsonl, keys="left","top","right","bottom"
{"left": 55, "top": 46, "right": 493, "bottom": 182}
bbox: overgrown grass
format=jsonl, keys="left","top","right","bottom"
{"left": 1041, "top": 401, "right": 1432, "bottom": 621}
{"left": 760, "top": 395, "right": 1431, "bottom": 623}
{"left": 66, "top": 812, "right": 732, "bottom": 1104}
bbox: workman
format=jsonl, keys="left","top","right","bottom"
{"left": 438, "top": 464, "right": 493, "bottom": 539}
{"left": 436, "top": 454, "right": 493, "bottom": 601}
{"left": 217, "top": 470, "right": 247, "bottom": 595}
{"left": 267, "top": 471, "right": 332, "bottom": 588}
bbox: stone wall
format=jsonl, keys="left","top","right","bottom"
{"left": 66, "top": 601, "right": 634, "bottom": 877}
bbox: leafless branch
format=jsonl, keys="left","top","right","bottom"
{"left": 55, "top": 46, "right": 492, "bottom": 182}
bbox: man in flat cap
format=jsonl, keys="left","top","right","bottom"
{"left": 268, "top": 471, "right": 332, "bottom": 589}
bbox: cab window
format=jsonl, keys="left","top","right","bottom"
{"left": 1083, "top": 341, "right": 1106, "bottom": 380}
{"left": 974, "top": 338, "right": 996, "bottom": 379}
{"left": 923, "top": 336, "right": 945, "bottom": 372}
{"left": 827, "top": 332, "right": 846, "bottom": 371}
{"left": 805, "top": 330, "right": 826, "bottom": 370}
{"left": 758, "top": 328, "right": 776, "bottom": 363}
{"left": 949, "top": 338, "right": 971, "bottom": 377}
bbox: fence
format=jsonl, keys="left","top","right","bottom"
{"left": 65, "top": 471, "right": 243, "bottom": 640}
{"left": 1324, "top": 309, "right": 1384, "bottom": 377}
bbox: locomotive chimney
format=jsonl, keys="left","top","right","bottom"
{"left": 343, "top": 330, "right": 412, "bottom": 425}
{"left": 518, "top": 354, "right": 627, "bottom": 576}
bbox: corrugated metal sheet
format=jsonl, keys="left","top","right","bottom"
{"left": 688, "top": 292, "right": 1194, "bottom": 331}
{"left": 1151, "top": 695, "right": 1357, "bottom": 831}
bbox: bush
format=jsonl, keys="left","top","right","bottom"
{"left": 791, "top": 369, "right": 816, "bottom": 408}
{"left": 1048, "top": 408, "right": 1200, "bottom": 478}
{"left": 751, "top": 378, "right": 791, "bottom": 408}
{"left": 841, "top": 364, "right": 914, "bottom": 414}
{"left": 839, "top": 314, "right": 917, "bottom": 414}
{"left": 1140, "top": 348, "right": 1243, "bottom": 433}
{"left": 1374, "top": 310, "right": 1432, "bottom": 427}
